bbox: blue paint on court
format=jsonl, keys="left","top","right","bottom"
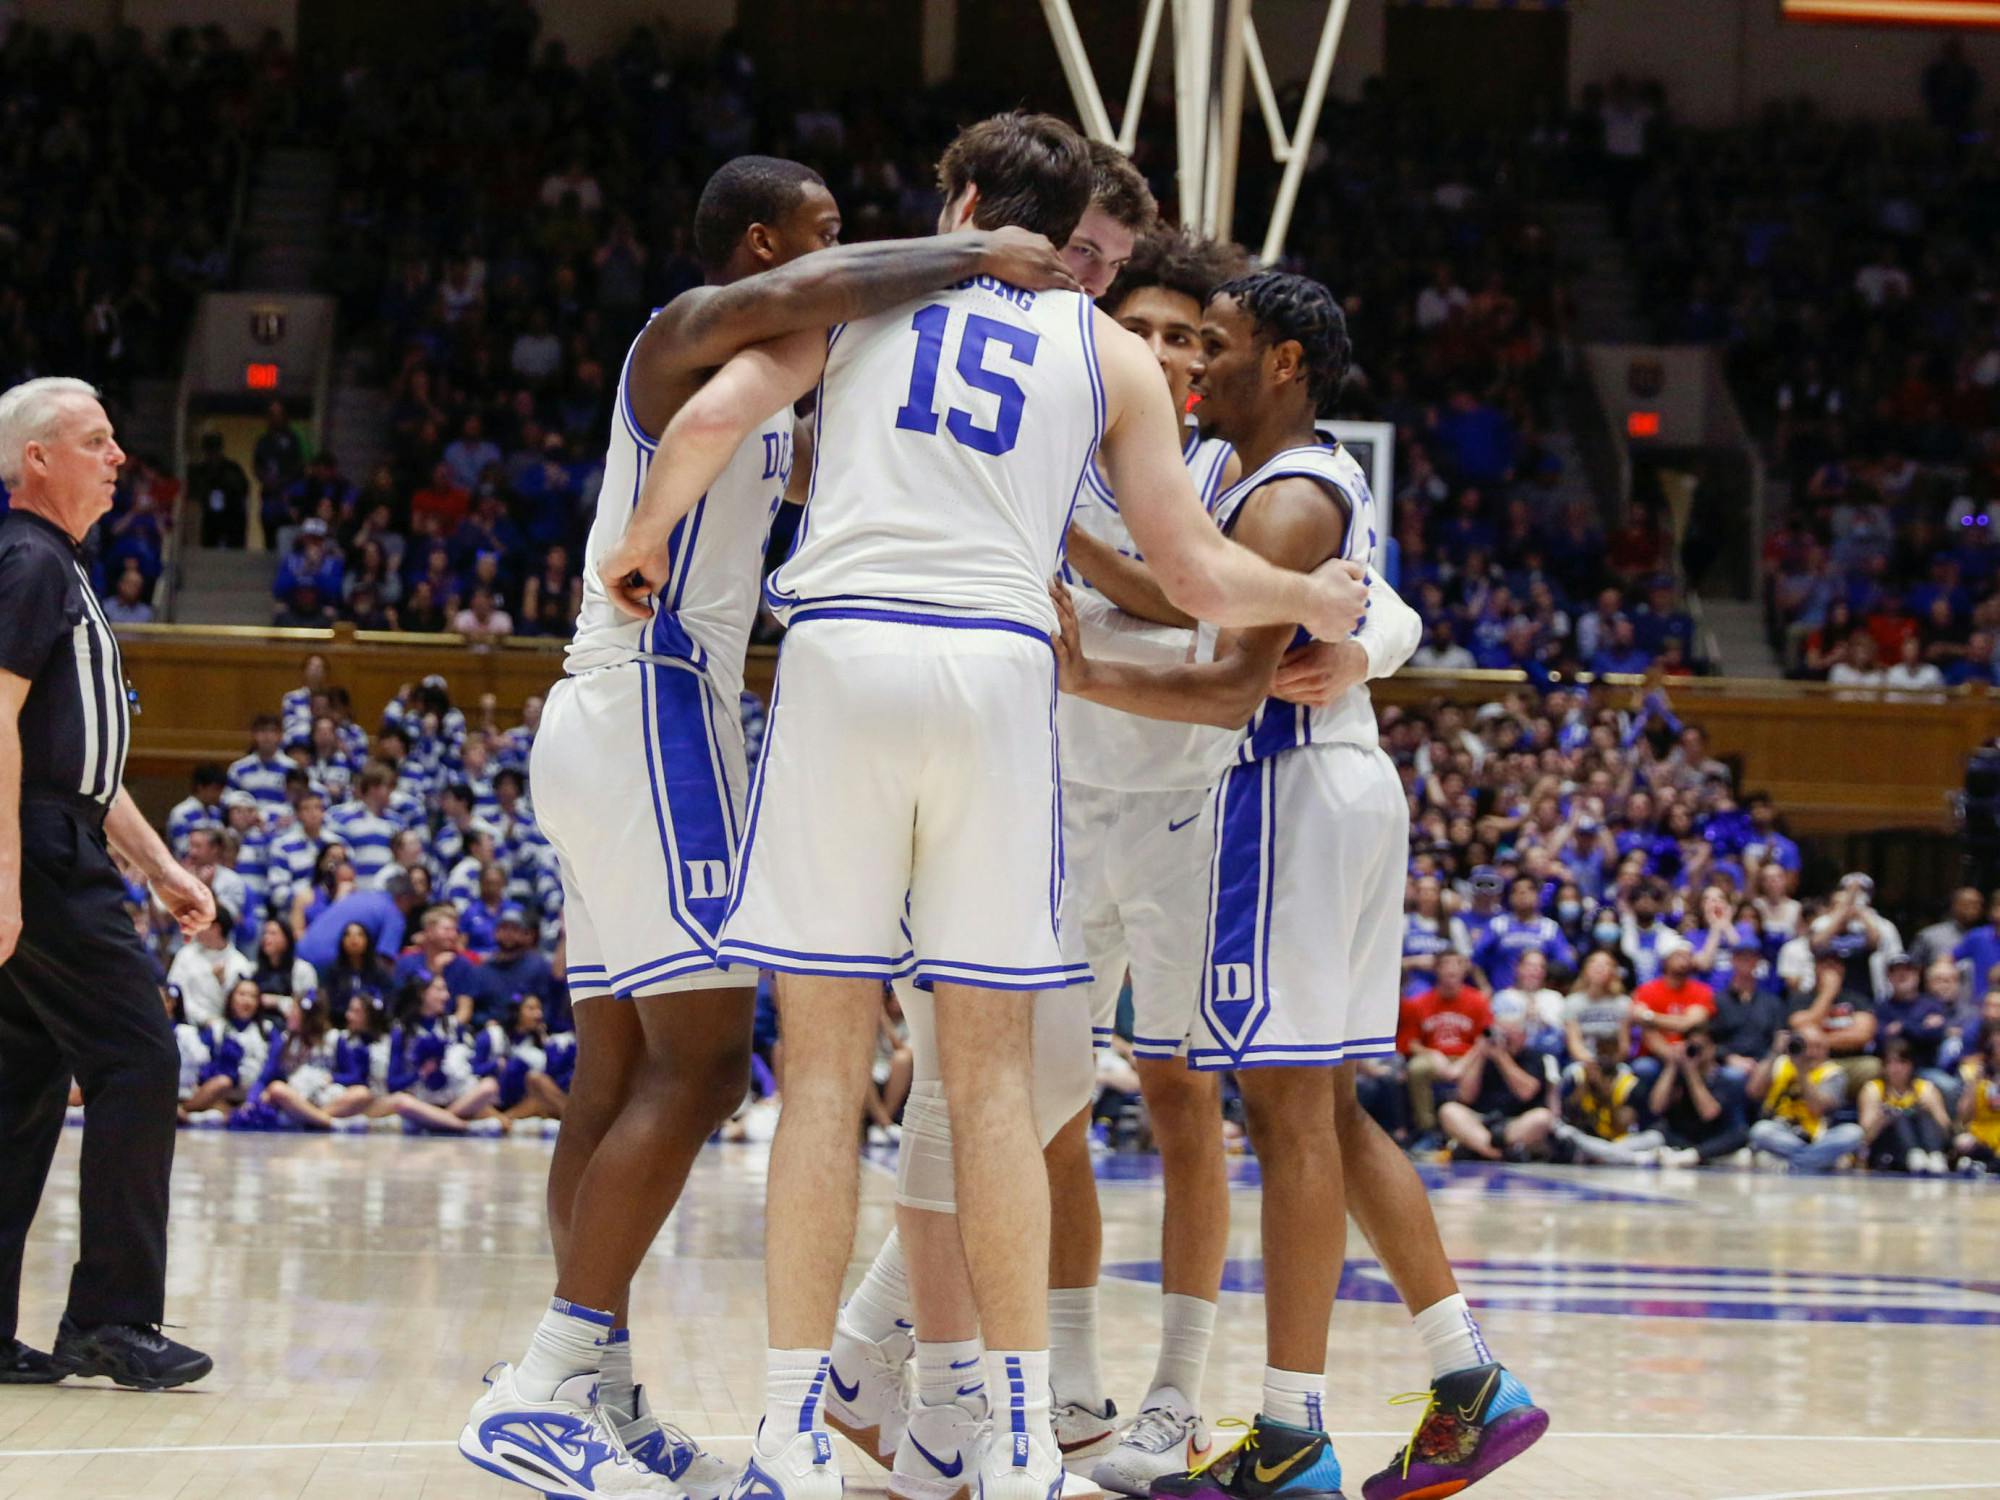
{"left": 1100, "top": 1256, "right": 2000, "bottom": 1327}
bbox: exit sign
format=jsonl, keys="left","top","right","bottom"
{"left": 245, "top": 362, "right": 280, "bottom": 390}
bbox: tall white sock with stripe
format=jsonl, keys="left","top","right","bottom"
{"left": 1148, "top": 1294, "right": 1217, "bottom": 1411}
{"left": 516, "top": 1297, "right": 614, "bottom": 1402}
{"left": 1411, "top": 1293, "right": 1492, "bottom": 1380}
{"left": 985, "top": 1349, "right": 1054, "bottom": 1452}
{"left": 1262, "top": 1365, "right": 1327, "bottom": 1433}
{"left": 763, "top": 1348, "right": 831, "bottom": 1443}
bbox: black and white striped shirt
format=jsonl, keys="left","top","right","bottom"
{"left": 0, "top": 509, "right": 130, "bottom": 807}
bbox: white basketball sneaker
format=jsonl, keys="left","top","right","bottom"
{"left": 731, "top": 1422, "right": 844, "bottom": 1500}
{"left": 1089, "top": 1392, "right": 1210, "bottom": 1498}
{"left": 977, "top": 1425, "right": 1064, "bottom": 1500}
{"left": 622, "top": 1384, "right": 736, "bottom": 1500}
{"left": 891, "top": 1395, "right": 990, "bottom": 1500}
{"left": 1051, "top": 1399, "right": 1118, "bottom": 1464}
{"left": 824, "top": 1312, "right": 913, "bottom": 1466}
{"left": 458, "top": 1362, "right": 678, "bottom": 1497}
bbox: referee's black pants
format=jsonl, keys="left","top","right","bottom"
{"left": 0, "top": 795, "right": 179, "bottom": 1342}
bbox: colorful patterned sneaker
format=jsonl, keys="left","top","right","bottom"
{"left": 1090, "top": 1391, "right": 1211, "bottom": 1497}
{"left": 1359, "top": 1364, "right": 1547, "bottom": 1500}
{"left": 1150, "top": 1416, "right": 1345, "bottom": 1500}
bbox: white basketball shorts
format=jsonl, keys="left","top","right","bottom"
{"left": 1189, "top": 742, "right": 1408, "bottom": 1071}
{"left": 718, "top": 611, "right": 1088, "bottom": 992}
{"left": 1061, "top": 780, "right": 1212, "bottom": 1060}
{"left": 534, "top": 661, "right": 755, "bottom": 1001}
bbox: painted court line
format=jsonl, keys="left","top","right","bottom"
{"left": 3, "top": 1432, "right": 1999, "bottom": 1460}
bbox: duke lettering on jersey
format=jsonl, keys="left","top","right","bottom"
{"left": 683, "top": 859, "right": 728, "bottom": 901}
{"left": 1213, "top": 962, "right": 1253, "bottom": 1002}
{"left": 565, "top": 323, "right": 792, "bottom": 700}
{"left": 767, "top": 284, "right": 1103, "bottom": 634}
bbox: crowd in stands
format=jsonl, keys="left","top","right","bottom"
{"left": 88, "top": 0, "right": 1702, "bottom": 675}
{"left": 1612, "top": 47, "right": 2000, "bottom": 688}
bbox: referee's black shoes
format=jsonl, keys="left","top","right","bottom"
{"left": 0, "top": 1337, "right": 63, "bottom": 1383}
{"left": 51, "top": 1314, "right": 213, "bottom": 1390}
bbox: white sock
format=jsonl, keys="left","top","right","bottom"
{"left": 517, "top": 1297, "right": 614, "bottom": 1402}
{"left": 1047, "top": 1285, "right": 1104, "bottom": 1409}
{"left": 917, "top": 1337, "right": 987, "bottom": 1415}
{"left": 1261, "top": 1365, "right": 1327, "bottom": 1432}
{"left": 600, "top": 1328, "right": 636, "bottom": 1424}
{"left": 987, "top": 1349, "right": 1054, "bottom": 1448}
{"left": 763, "top": 1348, "right": 831, "bottom": 1441}
{"left": 845, "top": 1228, "right": 913, "bottom": 1343}
{"left": 1147, "top": 1294, "right": 1217, "bottom": 1412}
{"left": 1411, "top": 1293, "right": 1493, "bottom": 1380}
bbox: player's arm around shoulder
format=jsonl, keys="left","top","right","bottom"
{"left": 603, "top": 329, "right": 830, "bottom": 620}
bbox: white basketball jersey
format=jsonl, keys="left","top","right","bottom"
{"left": 1059, "top": 431, "right": 1238, "bottom": 792}
{"left": 566, "top": 316, "right": 793, "bottom": 703}
{"left": 1205, "top": 440, "right": 1381, "bottom": 760}
{"left": 766, "top": 278, "right": 1103, "bottom": 634}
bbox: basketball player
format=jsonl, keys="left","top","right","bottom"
{"left": 1049, "top": 271, "right": 1547, "bottom": 1500}
{"left": 458, "top": 155, "right": 1081, "bottom": 1499}
{"left": 816, "top": 151, "right": 1167, "bottom": 1489}
{"left": 605, "top": 114, "right": 1370, "bottom": 1500}
{"left": 819, "top": 231, "right": 1419, "bottom": 1500}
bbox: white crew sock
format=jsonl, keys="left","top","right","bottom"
{"left": 763, "top": 1348, "right": 831, "bottom": 1441}
{"left": 517, "top": 1297, "right": 615, "bottom": 1402}
{"left": 917, "top": 1337, "right": 987, "bottom": 1415}
{"left": 987, "top": 1349, "right": 1055, "bottom": 1450}
{"left": 1147, "top": 1294, "right": 1217, "bottom": 1412}
{"left": 845, "top": 1228, "right": 913, "bottom": 1342}
{"left": 1047, "top": 1285, "right": 1104, "bottom": 1409}
{"left": 1411, "top": 1293, "right": 1493, "bottom": 1380}
{"left": 1261, "top": 1365, "right": 1327, "bottom": 1433}
{"left": 599, "top": 1327, "right": 636, "bottom": 1423}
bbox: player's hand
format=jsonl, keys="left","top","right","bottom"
{"left": 598, "top": 530, "right": 670, "bottom": 621}
{"left": 979, "top": 228, "right": 1082, "bottom": 294}
{"left": 1272, "top": 638, "right": 1368, "bottom": 707}
{"left": 0, "top": 881, "right": 20, "bottom": 968}
{"left": 1301, "top": 558, "right": 1369, "bottom": 643}
{"left": 1048, "top": 578, "right": 1091, "bottom": 693}
{"left": 153, "top": 864, "right": 216, "bottom": 941}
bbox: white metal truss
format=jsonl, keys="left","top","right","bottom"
{"left": 1034, "top": 0, "right": 1354, "bottom": 261}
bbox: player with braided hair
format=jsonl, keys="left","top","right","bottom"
{"left": 1052, "top": 270, "right": 1546, "bottom": 1500}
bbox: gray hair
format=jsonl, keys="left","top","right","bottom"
{"left": 0, "top": 376, "right": 103, "bottom": 488}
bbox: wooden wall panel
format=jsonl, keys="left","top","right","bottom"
{"left": 116, "top": 629, "right": 1996, "bottom": 833}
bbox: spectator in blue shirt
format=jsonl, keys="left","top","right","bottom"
{"left": 1876, "top": 953, "right": 1953, "bottom": 1093}
{"left": 298, "top": 874, "right": 423, "bottom": 976}
{"left": 1955, "top": 893, "right": 2000, "bottom": 997}
{"left": 482, "top": 905, "right": 562, "bottom": 1029}
{"left": 1589, "top": 616, "right": 1655, "bottom": 676}
{"left": 273, "top": 519, "right": 345, "bottom": 604}
{"left": 442, "top": 413, "right": 503, "bottom": 491}
{"left": 1476, "top": 875, "right": 1578, "bottom": 991}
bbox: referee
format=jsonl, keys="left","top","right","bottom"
{"left": 0, "top": 377, "right": 213, "bottom": 1389}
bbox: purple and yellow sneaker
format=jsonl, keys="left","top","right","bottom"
{"left": 1150, "top": 1415, "right": 1346, "bottom": 1500}
{"left": 1360, "top": 1364, "right": 1546, "bottom": 1500}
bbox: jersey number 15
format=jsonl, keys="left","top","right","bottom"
{"left": 893, "top": 304, "right": 1039, "bottom": 457}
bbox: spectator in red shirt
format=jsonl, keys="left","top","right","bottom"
{"left": 1398, "top": 952, "right": 1493, "bottom": 1139}
{"left": 409, "top": 461, "right": 470, "bottom": 531}
{"left": 1632, "top": 947, "right": 1717, "bottom": 1098}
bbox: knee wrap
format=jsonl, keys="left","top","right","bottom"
{"left": 895, "top": 1080, "right": 958, "bottom": 1212}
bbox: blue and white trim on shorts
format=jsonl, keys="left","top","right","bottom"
{"left": 1186, "top": 1035, "right": 1399, "bottom": 1072}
